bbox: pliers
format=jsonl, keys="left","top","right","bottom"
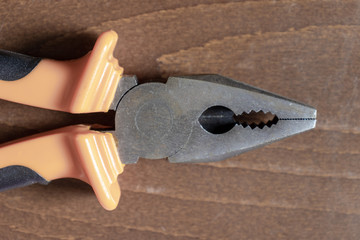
{"left": 0, "top": 31, "right": 317, "bottom": 210}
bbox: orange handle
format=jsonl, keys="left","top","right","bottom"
{"left": 0, "top": 31, "right": 123, "bottom": 113}
{"left": 0, "top": 125, "right": 124, "bottom": 210}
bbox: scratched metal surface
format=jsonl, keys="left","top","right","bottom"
{"left": 0, "top": 0, "right": 359, "bottom": 239}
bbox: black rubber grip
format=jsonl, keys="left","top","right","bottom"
{"left": 0, "top": 166, "right": 48, "bottom": 192}
{"left": 0, "top": 49, "right": 41, "bottom": 81}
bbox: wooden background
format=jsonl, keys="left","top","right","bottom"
{"left": 0, "top": 0, "right": 359, "bottom": 239}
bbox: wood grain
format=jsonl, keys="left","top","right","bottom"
{"left": 1, "top": 0, "right": 360, "bottom": 239}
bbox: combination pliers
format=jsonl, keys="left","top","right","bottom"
{"left": 0, "top": 31, "right": 317, "bottom": 210}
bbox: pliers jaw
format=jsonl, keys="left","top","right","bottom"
{"left": 114, "top": 74, "right": 316, "bottom": 164}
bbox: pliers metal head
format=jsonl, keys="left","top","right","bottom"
{"left": 113, "top": 75, "right": 316, "bottom": 164}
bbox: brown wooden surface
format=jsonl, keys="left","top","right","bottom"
{"left": 1, "top": 0, "right": 359, "bottom": 239}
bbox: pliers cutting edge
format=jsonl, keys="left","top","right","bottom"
{"left": 0, "top": 31, "right": 317, "bottom": 210}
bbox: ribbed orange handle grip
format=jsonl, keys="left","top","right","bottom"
{"left": 0, "top": 31, "right": 123, "bottom": 113}
{"left": 0, "top": 125, "right": 124, "bottom": 210}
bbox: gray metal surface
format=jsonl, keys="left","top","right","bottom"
{"left": 109, "top": 75, "right": 138, "bottom": 111}
{"left": 114, "top": 75, "right": 316, "bottom": 164}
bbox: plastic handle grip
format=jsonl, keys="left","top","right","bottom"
{"left": 0, "top": 125, "right": 124, "bottom": 211}
{"left": 0, "top": 166, "right": 49, "bottom": 191}
{"left": 0, "top": 31, "right": 123, "bottom": 113}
